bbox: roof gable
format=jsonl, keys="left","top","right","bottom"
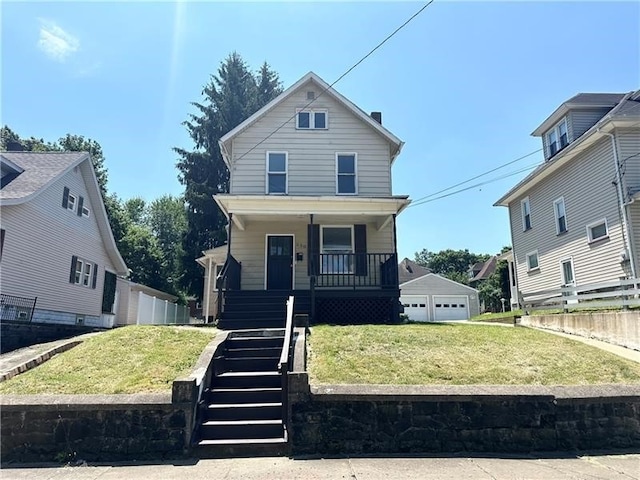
{"left": 0, "top": 151, "right": 127, "bottom": 274}
{"left": 400, "top": 272, "right": 478, "bottom": 293}
{"left": 218, "top": 72, "right": 404, "bottom": 167}
{"left": 398, "top": 257, "right": 431, "bottom": 284}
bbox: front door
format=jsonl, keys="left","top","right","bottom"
{"left": 266, "top": 235, "right": 294, "bottom": 290}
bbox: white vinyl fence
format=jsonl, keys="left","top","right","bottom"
{"left": 521, "top": 278, "right": 640, "bottom": 312}
{"left": 136, "top": 291, "right": 190, "bottom": 325}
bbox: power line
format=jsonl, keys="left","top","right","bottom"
{"left": 233, "top": 1, "right": 435, "bottom": 164}
{"left": 410, "top": 148, "right": 542, "bottom": 204}
{"left": 408, "top": 162, "right": 542, "bottom": 208}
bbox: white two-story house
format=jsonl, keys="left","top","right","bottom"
{"left": 198, "top": 72, "right": 410, "bottom": 328}
{"left": 495, "top": 91, "right": 640, "bottom": 305}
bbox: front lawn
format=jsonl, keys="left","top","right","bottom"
{"left": 307, "top": 324, "right": 640, "bottom": 385}
{"left": 0, "top": 325, "right": 217, "bottom": 395}
{"left": 469, "top": 310, "right": 523, "bottom": 324}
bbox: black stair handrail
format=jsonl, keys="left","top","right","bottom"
{"left": 277, "top": 296, "right": 295, "bottom": 441}
{"left": 215, "top": 255, "right": 241, "bottom": 321}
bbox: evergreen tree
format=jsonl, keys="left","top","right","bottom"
{"left": 175, "top": 53, "right": 282, "bottom": 297}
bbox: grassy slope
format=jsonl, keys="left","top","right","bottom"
{"left": 308, "top": 324, "right": 640, "bottom": 385}
{"left": 0, "top": 326, "right": 217, "bottom": 394}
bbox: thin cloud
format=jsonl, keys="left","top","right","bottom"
{"left": 37, "top": 19, "right": 79, "bottom": 62}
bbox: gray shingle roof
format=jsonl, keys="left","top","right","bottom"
{"left": 398, "top": 258, "right": 431, "bottom": 284}
{"left": 565, "top": 93, "right": 626, "bottom": 106}
{"left": 0, "top": 152, "right": 88, "bottom": 201}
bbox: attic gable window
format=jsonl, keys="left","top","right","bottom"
{"left": 296, "top": 109, "right": 327, "bottom": 130}
{"left": 546, "top": 118, "right": 569, "bottom": 157}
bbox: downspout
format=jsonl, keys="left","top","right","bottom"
{"left": 601, "top": 129, "right": 637, "bottom": 279}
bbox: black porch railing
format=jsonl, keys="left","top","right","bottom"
{"left": 0, "top": 294, "right": 37, "bottom": 322}
{"left": 311, "top": 253, "right": 398, "bottom": 289}
{"left": 216, "top": 255, "right": 241, "bottom": 321}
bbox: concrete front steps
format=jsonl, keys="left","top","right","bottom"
{"left": 194, "top": 329, "right": 289, "bottom": 457}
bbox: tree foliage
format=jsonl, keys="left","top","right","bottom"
{"left": 414, "top": 248, "right": 489, "bottom": 285}
{"left": 175, "top": 52, "right": 282, "bottom": 297}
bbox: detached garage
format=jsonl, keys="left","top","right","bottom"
{"left": 400, "top": 273, "right": 479, "bottom": 322}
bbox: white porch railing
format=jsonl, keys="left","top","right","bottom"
{"left": 136, "top": 291, "right": 190, "bottom": 325}
{"left": 521, "top": 278, "right": 640, "bottom": 312}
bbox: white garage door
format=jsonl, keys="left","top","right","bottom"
{"left": 433, "top": 296, "right": 469, "bottom": 321}
{"left": 400, "top": 296, "right": 428, "bottom": 322}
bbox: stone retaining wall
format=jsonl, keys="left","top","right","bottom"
{"left": 0, "top": 320, "right": 101, "bottom": 354}
{"left": 288, "top": 383, "right": 640, "bottom": 454}
{"left": 521, "top": 312, "right": 640, "bottom": 351}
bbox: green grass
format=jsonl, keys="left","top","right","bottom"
{"left": 0, "top": 326, "right": 217, "bottom": 395}
{"left": 307, "top": 324, "right": 640, "bottom": 385}
{"left": 469, "top": 310, "right": 523, "bottom": 323}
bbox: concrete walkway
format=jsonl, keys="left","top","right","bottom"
{"left": 3, "top": 453, "right": 640, "bottom": 479}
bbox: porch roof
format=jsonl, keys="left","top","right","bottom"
{"left": 213, "top": 194, "right": 410, "bottom": 231}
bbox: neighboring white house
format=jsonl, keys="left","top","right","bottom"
{"left": 196, "top": 245, "right": 227, "bottom": 322}
{"left": 0, "top": 151, "right": 128, "bottom": 327}
{"left": 400, "top": 268, "right": 480, "bottom": 321}
{"left": 212, "top": 71, "right": 410, "bottom": 327}
{"left": 115, "top": 277, "right": 182, "bottom": 325}
{"left": 495, "top": 91, "right": 640, "bottom": 301}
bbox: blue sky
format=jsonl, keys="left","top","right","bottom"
{"left": 2, "top": 1, "right": 639, "bottom": 261}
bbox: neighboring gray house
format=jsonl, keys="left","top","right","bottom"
{"left": 495, "top": 91, "right": 640, "bottom": 300}
{"left": 213, "top": 71, "right": 410, "bottom": 327}
{"left": 400, "top": 273, "right": 480, "bottom": 321}
{"left": 0, "top": 151, "right": 128, "bottom": 327}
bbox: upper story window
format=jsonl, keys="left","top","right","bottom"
{"left": 546, "top": 118, "right": 569, "bottom": 157}
{"left": 67, "top": 193, "right": 77, "bottom": 212}
{"left": 266, "top": 151, "right": 287, "bottom": 194}
{"left": 553, "top": 197, "right": 567, "bottom": 234}
{"left": 296, "top": 109, "right": 328, "bottom": 130}
{"left": 521, "top": 197, "right": 531, "bottom": 231}
{"left": 336, "top": 153, "right": 357, "bottom": 195}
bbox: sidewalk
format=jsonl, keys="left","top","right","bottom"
{"left": 3, "top": 453, "right": 639, "bottom": 479}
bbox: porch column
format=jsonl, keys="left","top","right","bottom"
{"left": 204, "top": 256, "right": 212, "bottom": 322}
{"left": 392, "top": 213, "right": 398, "bottom": 258}
{"left": 310, "top": 214, "right": 315, "bottom": 324}
{"left": 227, "top": 213, "right": 233, "bottom": 257}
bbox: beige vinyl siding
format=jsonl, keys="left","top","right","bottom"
{"left": 629, "top": 202, "right": 640, "bottom": 274}
{"left": 231, "top": 80, "right": 392, "bottom": 197}
{"left": 230, "top": 220, "right": 393, "bottom": 290}
{"left": 617, "top": 128, "right": 640, "bottom": 197}
{"left": 509, "top": 136, "right": 627, "bottom": 295}
{"left": 0, "top": 165, "right": 117, "bottom": 317}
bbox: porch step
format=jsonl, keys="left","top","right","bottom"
{"left": 213, "top": 371, "right": 281, "bottom": 389}
{"left": 218, "top": 319, "right": 286, "bottom": 330}
{"left": 194, "top": 437, "right": 288, "bottom": 458}
{"left": 225, "top": 337, "right": 284, "bottom": 350}
{"left": 223, "top": 346, "right": 282, "bottom": 358}
{"left": 222, "top": 357, "right": 279, "bottom": 372}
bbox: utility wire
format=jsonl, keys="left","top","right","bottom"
{"left": 410, "top": 148, "right": 542, "bottom": 203}
{"left": 408, "top": 162, "right": 543, "bottom": 208}
{"left": 233, "top": 1, "right": 435, "bottom": 164}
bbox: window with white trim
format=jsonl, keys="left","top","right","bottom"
{"left": 546, "top": 118, "right": 569, "bottom": 157}
{"left": 67, "top": 193, "right": 77, "bottom": 212}
{"left": 81, "top": 206, "right": 90, "bottom": 218}
{"left": 321, "top": 226, "right": 354, "bottom": 274}
{"left": 74, "top": 259, "right": 93, "bottom": 286}
{"left": 526, "top": 251, "right": 539, "bottom": 271}
{"left": 336, "top": 153, "right": 357, "bottom": 195}
{"left": 296, "top": 109, "right": 327, "bottom": 129}
{"left": 561, "top": 258, "right": 575, "bottom": 286}
{"left": 212, "top": 264, "right": 224, "bottom": 291}
{"left": 587, "top": 218, "right": 608, "bottom": 243}
{"left": 266, "top": 152, "right": 287, "bottom": 194}
{"left": 521, "top": 197, "right": 531, "bottom": 231}
{"left": 554, "top": 197, "right": 567, "bottom": 234}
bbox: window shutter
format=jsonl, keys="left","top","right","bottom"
{"left": 354, "top": 224, "right": 368, "bottom": 276}
{"left": 77, "top": 196, "right": 84, "bottom": 216}
{"left": 307, "top": 224, "right": 320, "bottom": 276}
{"left": 62, "top": 187, "right": 70, "bottom": 209}
{"left": 69, "top": 256, "right": 78, "bottom": 283}
{"left": 92, "top": 264, "right": 98, "bottom": 289}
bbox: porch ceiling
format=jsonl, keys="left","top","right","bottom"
{"left": 214, "top": 194, "right": 410, "bottom": 231}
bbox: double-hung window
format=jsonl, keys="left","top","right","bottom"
{"left": 336, "top": 153, "right": 357, "bottom": 195}
{"left": 321, "top": 226, "right": 354, "bottom": 274}
{"left": 67, "top": 193, "right": 77, "bottom": 212}
{"left": 296, "top": 109, "right": 327, "bottom": 129}
{"left": 70, "top": 256, "right": 97, "bottom": 288}
{"left": 554, "top": 197, "right": 567, "bottom": 234}
{"left": 561, "top": 258, "right": 575, "bottom": 286}
{"left": 521, "top": 197, "right": 531, "bottom": 231}
{"left": 546, "top": 118, "right": 569, "bottom": 157}
{"left": 266, "top": 152, "right": 287, "bottom": 194}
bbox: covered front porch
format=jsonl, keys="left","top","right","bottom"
{"left": 212, "top": 194, "right": 409, "bottom": 326}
